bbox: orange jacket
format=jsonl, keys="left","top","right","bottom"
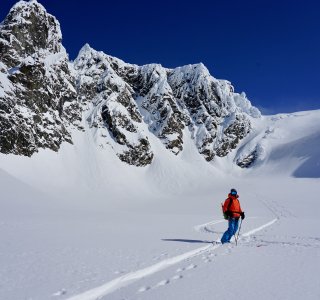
{"left": 223, "top": 194, "right": 243, "bottom": 219}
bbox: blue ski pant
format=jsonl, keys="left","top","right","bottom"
{"left": 221, "top": 218, "right": 239, "bottom": 244}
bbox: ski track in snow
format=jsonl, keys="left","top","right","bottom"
{"left": 66, "top": 218, "right": 277, "bottom": 300}
{"left": 193, "top": 219, "right": 225, "bottom": 233}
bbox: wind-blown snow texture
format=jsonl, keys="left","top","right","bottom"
{"left": 0, "top": 1, "right": 320, "bottom": 300}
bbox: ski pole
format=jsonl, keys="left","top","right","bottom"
{"left": 235, "top": 218, "right": 243, "bottom": 246}
{"left": 235, "top": 230, "right": 238, "bottom": 246}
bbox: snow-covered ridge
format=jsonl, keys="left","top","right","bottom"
{"left": 5, "top": 0, "right": 318, "bottom": 171}
{"left": 74, "top": 43, "right": 260, "bottom": 163}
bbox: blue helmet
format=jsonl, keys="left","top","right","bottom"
{"left": 230, "top": 188, "right": 237, "bottom": 195}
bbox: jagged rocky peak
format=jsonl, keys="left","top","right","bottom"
{"left": 74, "top": 44, "right": 154, "bottom": 166}
{"left": 0, "top": 0, "right": 261, "bottom": 167}
{"left": 74, "top": 44, "right": 138, "bottom": 106}
{"left": 167, "top": 63, "right": 260, "bottom": 160}
{"left": 166, "top": 63, "right": 221, "bottom": 160}
{"left": 74, "top": 43, "right": 260, "bottom": 163}
{"left": 75, "top": 45, "right": 185, "bottom": 156}
{"left": 0, "top": 0, "right": 62, "bottom": 66}
{"left": 134, "top": 64, "right": 185, "bottom": 154}
{"left": 0, "top": 0, "right": 81, "bottom": 156}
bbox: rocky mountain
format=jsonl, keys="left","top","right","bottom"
{"left": 0, "top": 0, "right": 261, "bottom": 167}
{"left": 0, "top": 0, "right": 81, "bottom": 157}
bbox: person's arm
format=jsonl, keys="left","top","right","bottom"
{"left": 223, "top": 198, "right": 230, "bottom": 213}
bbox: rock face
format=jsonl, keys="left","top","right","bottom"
{"left": 0, "top": 0, "right": 81, "bottom": 156}
{"left": 74, "top": 45, "right": 154, "bottom": 166}
{"left": 0, "top": 0, "right": 261, "bottom": 167}
{"left": 236, "top": 149, "right": 259, "bottom": 168}
{"left": 74, "top": 45, "right": 260, "bottom": 163}
{"left": 167, "top": 65, "right": 258, "bottom": 160}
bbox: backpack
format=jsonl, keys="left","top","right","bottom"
{"left": 221, "top": 197, "right": 233, "bottom": 220}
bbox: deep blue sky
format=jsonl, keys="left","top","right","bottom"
{"left": 2, "top": 0, "right": 320, "bottom": 114}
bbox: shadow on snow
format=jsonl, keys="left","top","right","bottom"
{"left": 162, "top": 238, "right": 213, "bottom": 244}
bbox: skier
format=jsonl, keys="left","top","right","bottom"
{"left": 221, "top": 188, "right": 245, "bottom": 244}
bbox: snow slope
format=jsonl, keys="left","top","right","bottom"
{"left": 0, "top": 110, "right": 320, "bottom": 300}
{"left": 235, "top": 110, "right": 320, "bottom": 177}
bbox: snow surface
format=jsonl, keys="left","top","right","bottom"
{"left": 0, "top": 110, "right": 320, "bottom": 300}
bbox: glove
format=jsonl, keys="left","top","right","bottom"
{"left": 240, "top": 212, "right": 245, "bottom": 220}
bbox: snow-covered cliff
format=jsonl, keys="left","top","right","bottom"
{"left": 0, "top": 0, "right": 81, "bottom": 156}
{"left": 0, "top": 0, "right": 261, "bottom": 166}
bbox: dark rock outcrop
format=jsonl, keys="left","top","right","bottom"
{"left": 0, "top": 0, "right": 81, "bottom": 156}
{"left": 236, "top": 149, "right": 258, "bottom": 168}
